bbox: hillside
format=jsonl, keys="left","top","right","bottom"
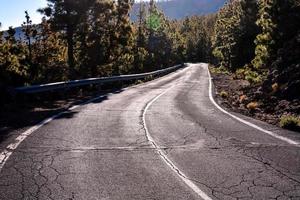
{"left": 131, "top": 0, "right": 227, "bottom": 20}
{"left": 2, "top": 27, "right": 24, "bottom": 40}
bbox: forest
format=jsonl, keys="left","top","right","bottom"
{"left": 213, "top": 0, "right": 300, "bottom": 98}
{"left": 0, "top": 0, "right": 299, "bottom": 113}
{"left": 131, "top": 0, "right": 225, "bottom": 20}
{"left": 0, "top": 0, "right": 214, "bottom": 102}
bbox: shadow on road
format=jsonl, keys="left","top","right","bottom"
{"left": 0, "top": 89, "right": 113, "bottom": 143}
{"left": 0, "top": 67, "right": 184, "bottom": 144}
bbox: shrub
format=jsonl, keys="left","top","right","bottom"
{"left": 271, "top": 83, "right": 279, "bottom": 93}
{"left": 210, "top": 66, "right": 230, "bottom": 75}
{"left": 246, "top": 102, "right": 258, "bottom": 111}
{"left": 219, "top": 90, "right": 229, "bottom": 98}
{"left": 280, "top": 115, "right": 300, "bottom": 131}
{"left": 135, "top": 80, "right": 144, "bottom": 84}
{"left": 245, "top": 71, "right": 262, "bottom": 84}
{"left": 239, "top": 95, "right": 247, "bottom": 103}
{"left": 145, "top": 75, "right": 154, "bottom": 82}
{"left": 235, "top": 67, "right": 263, "bottom": 84}
{"left": 235, "top": 68, "right": 246, "bottom": 79}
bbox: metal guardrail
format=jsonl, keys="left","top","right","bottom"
{"left": 15, "top": 64, "right": 184, "bottom": 94}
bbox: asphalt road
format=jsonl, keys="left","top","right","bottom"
{"left": 0, "top": 63, "right": 300, "bottom": 200}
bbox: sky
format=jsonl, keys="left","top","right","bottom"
{"left": 0, "top": 0, "right": 48, "bottom": 30}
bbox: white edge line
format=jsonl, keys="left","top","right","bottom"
{"left": 0, "top": 67, "right": 185, "bottom": 171}
{"left": 142, "top": 82, "right": 213, "bottom": 199}
{"left": 206, "top": 63, "right": 299, "bottom": 146}
{"left": 0, "top": 94, "right": 107, "bottom": 171}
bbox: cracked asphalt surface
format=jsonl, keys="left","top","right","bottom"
{"left": 0, "top": 63, "right": 300, "bottom": 200}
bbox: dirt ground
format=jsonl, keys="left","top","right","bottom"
{"left": 210, "top": 67, "right": 300, "bottom": 131}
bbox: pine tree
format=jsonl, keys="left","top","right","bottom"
{"left": 40, "top": 0, "right": 93, "bottom": 79}
{"left": 180, "top": 15, "right": 215, "bottom": 63}
{"left": 22, "top": 11, "right": 37, "bottom": 63}
{"left": 0, "top": 27, "right": 28, "bottom": 87}
{"left": 145, "top": 0, "right": 174, "bottom": 69}
{"left": 74, "top": 0, "right": 135, "bottom": 77}
{"left": 82, "top": 0, "right": 117, "bottom": 77}
{"left": 238, "top": 0, "right": 259, "bottom": 68}
{"left": 137, "top": 1, "right": 147, "bottom": 49}
{"left": 111, "top": 0, "right": 135, "bottom": 75}
{"left": 212, "top": 0, "right": 243, "bottom": 70}
{"left": 22, "top": 11, "right": 38, "bottom": 80}
{"left": 169, "top": 20, "right": 186, "bottom": 64}
{"left": 251, "top": 0, "right": 277, "bottom": 70}
{"left": 133, "top": 1, "right": 148, "bottom": 72}
{"left": 212, "top": 0, "right": 259, "bottom": 71}
{"left": 263, "top": 0, "right": 300, "bottom": 99}
{"left": 32, "top": 17, "right": 68, "bottom": 83}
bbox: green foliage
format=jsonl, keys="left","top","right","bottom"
{"left": 146, "top": 2, "right": 174, "bottom": 70}
{"left": 1, "top": 0, "right": 188, "bottom": 97}
{"left": 181, "top": 15, "right": 215, "bottom": 63}
{"left": 0, "top": 27, "right": 28, "bottom": 87}
{"left": 40, "top": 0, "right": 96, "bottom": 79}
{"left": 210, "top": 66, "right": 229, "bottom": 75}
{"left": 235, "top": 67, "right": 263, "bottom": 84}
{"left": 212, "top": 0, "right": 258, "bottom": 71}
{"left": 220, "top": 90, "right": 229, "bottom": 98}
{"left": 32, "top": 18, "right": 68, "bottom": 83}
{"left": 147, "top": 12, "right": 161, "bottom": 31}
{"left": 22, "top": 11, "right": 39, "bottom": 81}
{"left": 212, "top": 1, "right": 243, "bottom": 70}
{"left": 252, "top": 0, "right": 277, "bottom": 69}
{"left": 280, "top": 115, "right": 300, "bottom": 131}
{"left": 132, "top": 0, "right": 187, "bottom": 72}
{"left": 266, "top": 0, "right": 300, "bottom": 99}
{"left": 211, "top": 0, "right": 299, "bottom": 100}
{"left": 1, "top": 0, "right": 299, "bottom": 104}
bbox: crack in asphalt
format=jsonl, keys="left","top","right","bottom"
{"left": 133, "top": 65, "right": 300, "bottom": 200}
{"left": 7, "top": 152, "right": 74, "bottom": 200}
{"left": 139, "top": 78, "right": 214, "bottom": 200}
{"left": 239, "top": 148, "right": 300, "bottom": 186}
{"left": 1, "top": 64, "right": 300, "bottom": 200}
{"left": 196, "top": 143, "right": 300, "bottom": 200}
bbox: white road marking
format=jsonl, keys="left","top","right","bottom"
{"left": 142, "top": 79, "right": 213, "bottom": 199}
{"left": 0, "top": 94, "right": 107, "bottom": 172}
{"left": 205, "top": 63, "right": 299, "bottom": 146}
{"left": 0, "top": 150, "right": 12, "bottom": 169}
{"left": 0, "top": 67, "right": 186, "bottom": 171}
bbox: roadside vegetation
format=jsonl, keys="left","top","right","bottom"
{"left": 280, "top": 115, "right": 300, "bottom": 131}
{"left": 210, "top": 0, "right": 300, "bottom": 131}
{"left": 0, "top": 0, "right": 299, "bottom": 131}
{"left": 0, "top": 0, "right": 214, "bottom": 139}
{"left": 0, "top": 0, "right": 214, "bottom": 105}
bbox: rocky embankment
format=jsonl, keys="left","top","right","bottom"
{"left": 210, "top": 68, "right": 300, "bottom": 132}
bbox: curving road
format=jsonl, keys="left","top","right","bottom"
{"left": 0, "top": 63, "right": 300, "bottom": 200}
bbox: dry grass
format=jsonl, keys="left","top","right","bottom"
{"left": 246, "top": 102, "right": 258, "bottom": 111}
